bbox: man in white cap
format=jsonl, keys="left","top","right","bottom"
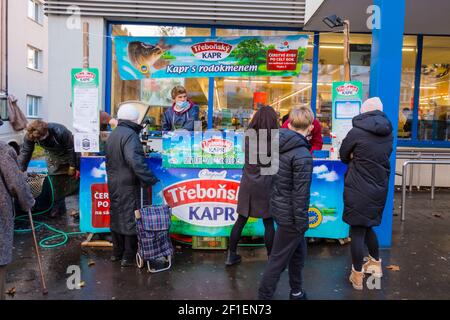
{"left": 105, "top": 103, "right": 159, "bottom": 267}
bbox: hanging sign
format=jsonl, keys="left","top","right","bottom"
{"left": 115, "top": 35, "right": 309, "bottom": 79}
{"left": 71, "top": 68, "right": 100, "bottom": 152}
{"left": 331, "top": 81, "right": 363, "bottom": 158}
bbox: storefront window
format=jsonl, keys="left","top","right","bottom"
{"left": 111, "top": 25, "right": 210, "bottom": 130}
{"left": 317, "top": 34, "right": 372, "bottom": 138}
{"left": 398, "top": 36, "right": 417, "bottom": 140}
{"left": 418, "top": 36, "right": 450, "bottom": 141}
{"left": 214, "top": 29, "right": 313, "bottom": 130}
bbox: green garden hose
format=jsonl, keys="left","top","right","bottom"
{"left": 14, "top": 175, "right": 86, "bottom": 249}
{"left": 15, "top": 175, "right": 264, "bottom": 249}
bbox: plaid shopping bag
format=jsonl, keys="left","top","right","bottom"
{"left": 136, "top": 205, "right": 173, "bottom": 261}
{"left": 139, "top": 205, "right": 172, "bottom": 231}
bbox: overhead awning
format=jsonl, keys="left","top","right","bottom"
{"left": 44, "top": 0, "right": 306, "bottom": 28}
{"left": 304, "top": 0, "right": 450, "bottom": 35}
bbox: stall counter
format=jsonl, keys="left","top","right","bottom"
{"left": 79, "top": 156, "right": 349, "bottom": 239}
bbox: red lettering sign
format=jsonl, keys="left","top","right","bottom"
{"left": 191, "top": 42, "right": 232, "bottom": 54}
{"left": 266, "top": 49, "right": 298, "bottom": 71}
{"left": 91, "top": 183, "right": 110, "bottom": 228}
{"left": 163, "top": 179, "right": 240, "bottom": 208}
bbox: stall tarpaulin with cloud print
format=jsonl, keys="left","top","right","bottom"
{"left": 79, "top": 156, "right": 349, "bottom": 239}
{"left": 114, "top": 35, "right": 309, "bottom": 80}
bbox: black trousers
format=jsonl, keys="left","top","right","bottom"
{"left": 0, "top": 265, "right": 6, "bottom": 300}
{"left": 350, "top": 226, "right": 380, "bottom": 271}
{"left": 258, "top": 225, "right": 307, "bottom": 300}
{"left": 111, "top": 231, "right": 138, "bottom": 261}
{"left": 229, "top": 215, "right": 275, "bottom": 255}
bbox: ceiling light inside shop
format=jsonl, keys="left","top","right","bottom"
{"left": 307, "top": 45, "right": 415, "bottom": 52}
{"left": 224, "top": 79, "right": 266, "bottom": 84}
{"left": 271, "top": 85, "right": 312, "bottom": 105}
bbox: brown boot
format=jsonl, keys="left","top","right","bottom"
{"left": 362, "top": 256, "right": 383, "bottom": 278}
{"left": 349, "top": 265, "right": 364, "bottom": 290}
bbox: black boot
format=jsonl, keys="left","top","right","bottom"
{"left": 49, "top": 199, "right": 67, "bottom": 218}
{"left": 110, "top": 255, "right": 122, "bottom": 262}
{"left": 225, "top": 250, "right": 241, "bottom": 266}
{"left": 120, "top": 259, "right": 135, "bottom": 267}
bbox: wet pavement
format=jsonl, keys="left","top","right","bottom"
{"left": 4, "top": 189, "right": 450, "bottom": 300}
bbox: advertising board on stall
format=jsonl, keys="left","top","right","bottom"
{"left": 80, "top": 132, "right": 349, "bottom": 239}
{"left": 162, "top": 130, "right": 244, "bottom": 169}
{"left": 331, "top": 81, "right": 363, "bottom": 156}
{"left": 71, "top": 68, "right": 100, "bottom": 153}
{"left": 115, "top": 35, "right": 309, "bottom": 80}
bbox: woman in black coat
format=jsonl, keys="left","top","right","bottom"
{"left": 105, "top": 104, "right": 159, "bottom": 267}
{"left": 225, "top": 106, "right": 279, "bottom": 266}
{"left": 339, "top": 97, "right": 393, "bottom": 290}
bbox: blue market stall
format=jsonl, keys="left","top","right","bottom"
{"left": 79, "top": 131, "right": 349, "bottom": 241}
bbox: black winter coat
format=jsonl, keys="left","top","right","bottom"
{"left": 19, "top": 123, "right": 77, "bottom": 175}
{"left": 105, "top": 120, "right": 159, "bottom": 235}
{"left": 237, "top": 136, "right": 273, "bottom": 219}
{"left": 270, "top": 129, "right": 313, "bottom": 234}
{"left": 340, "top": 110, "right": 393, "bottom": 227}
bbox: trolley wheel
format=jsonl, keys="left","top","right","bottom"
{"left": 136, "top": 253, "right": 144, "bottom": 268}
{"left": 147, "top": 256, "right": 172, "bottom": 274}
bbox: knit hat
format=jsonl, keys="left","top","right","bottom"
{"left": 117, "top": 104, "right": 140, "bottom": 122}
{"left": 360, "top": 97, "right": 383, "bottom": 113}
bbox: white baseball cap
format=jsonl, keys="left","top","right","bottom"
{"left": 117, "top": 103, "right": 140, "bottom": 122}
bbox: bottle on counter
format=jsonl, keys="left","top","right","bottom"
{"left": 329, "top": 133, "right": 339, "bottom": 160}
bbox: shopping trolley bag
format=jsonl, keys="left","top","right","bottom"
{"left": 135, "top": 203, "right": 173, "bottom": 273}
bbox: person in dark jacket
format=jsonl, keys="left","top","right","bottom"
{"left": 340, "top": 97, "right": 393, "bottom": 290}
{"left": 161, "top": 85, "right": 199, "bottom": 131}
{"left": 225, "top": 106, "right": 279, "bottom": 266}
{"left": 18, "top": 120, "right": 79, "bottom": 218}
{"left": 258, "top": 107, "right": 315, "bottom": 300}
{"left": 105, "top": 104, "right": 159, "bottom": 267}
{"left": 0, "top": 141, "right": 35, "bottom": 300}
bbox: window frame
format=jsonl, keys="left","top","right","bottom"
{"left": 28, "top": 0, "right": 44, "bottom": 25}
{"left": 106, "top": 22, "right": 316, "bottom": 131}
{"left": 27, "top": 45, "right": 43, "bottom": 71}
{"left": 105, "top": 21, "right": 450, "bottom": 148}
{"left": 26, "top": 95, "right": 41, "bottom": 118}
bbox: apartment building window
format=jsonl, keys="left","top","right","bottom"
{"left": 27, "top": 95, "right": 41, "bottom": 118}
{"left": 28, "top": 0, "right": 44, "bottom": 25}
{"left": 27, "top": 46, "right": 42, "bottom": 71}
{"left": 0, "top": 98, "right": 8, "bottom": 120}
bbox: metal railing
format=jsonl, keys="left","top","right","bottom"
{"left": 396, "top": 149, "right": 450, "bottom": 193}
{"left": 400, "top": 160, "right": 450, "bottom": 221}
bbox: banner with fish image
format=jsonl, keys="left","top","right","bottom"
{"left": 114, "top": 35, "right": 309, "bottom": 80}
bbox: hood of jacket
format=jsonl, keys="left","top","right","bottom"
{"left": 117, "top": 119, "right": 143, "bottom": 133}
{"left": 279, "top": 128, "right": 311, "bottom": 154}
{"left": 353, "top": 110, "right": 393, "bottom": 137}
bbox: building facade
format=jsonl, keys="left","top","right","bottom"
{"left": 43, "top": 0, "right": 450, "bottom": 187}
{"left": 0, "top": 0, "right": 48, "bottom": 149}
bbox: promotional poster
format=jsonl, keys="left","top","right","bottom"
{"left": 162, "top": 130, "right": 245, "bottom": 169}
{"left": 114, "top": 35, "right": 309, "bottom": 80}
{"left": 71, "top": 68, "right": 100, "bottom": 153}
{"left": 331, "top": 81, "right": 363, "bottom": 155}
{"left": 80, "top": 157, "right": 349, "bottom": 239}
